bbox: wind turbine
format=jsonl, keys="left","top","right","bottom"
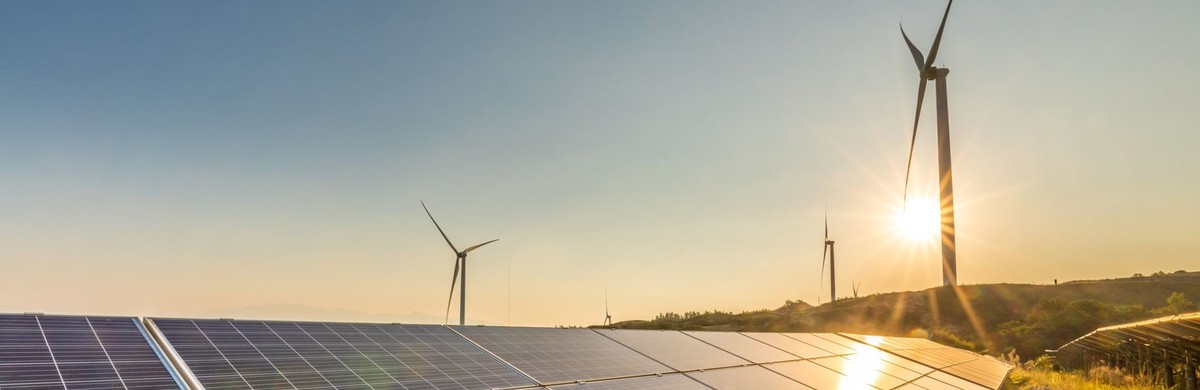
{"left": 901, "top": 0, "right": 959, "bottom": 287}
{"left": 421, "top": 201, "right": 498, "bottom": 326}
{"left": 818, "top": 209, "right": 836, "bottom": 303}
{"left": 603, "top": 289, "right": 612, "bottom": 327}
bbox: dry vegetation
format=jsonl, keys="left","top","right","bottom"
{"left": 1007, "top": 366, "right": 1154, "bottom": 390}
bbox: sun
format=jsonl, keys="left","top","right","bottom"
{"left": 895, "top": 197, "right": 941, "bottom": 241}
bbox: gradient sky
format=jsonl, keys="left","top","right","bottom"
{"left": 1, "top": 1, "right": 1197, "bottom": 327}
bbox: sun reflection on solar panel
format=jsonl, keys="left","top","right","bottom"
{"left": 839, "top": 336, "right": 885, "bottom": 389}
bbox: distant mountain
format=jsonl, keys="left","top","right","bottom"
{"left": 202, "top": 303, "right": 493, "bottom": 325}
{"left": 605, "top": 270, "right": 1200, "bottom": 361}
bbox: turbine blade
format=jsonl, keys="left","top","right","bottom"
{"left": 923, "top": 0, "right": 953, "bottom": 70}
{"left": 444, "top": 257, "right": 460, "bottom": 324}
{"left": 824, "top": 208, "right": 829, "bottom": 240}
{"left": 462, "top": 239, "right": 499, "bottom": 254}
{"left": 903, "top": 78, "right": 929, "bottom": 208}
{"left": 900, "top": 24, "right": 925, "bottom": 71}
{"left": 422, "top": 201, "right": 459, "bottom": 254}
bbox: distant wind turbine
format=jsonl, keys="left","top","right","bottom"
{"left": 421, "top": 201, "right": 498, "bottom": 326}
{"left": 900, "top": 0, "right": 959, "bottom": 287}
{"left": 818, "top": 209, "right": 836, "bottom": 304}
{"left": 603, "top": 289, "right": 612, "bottom": 327}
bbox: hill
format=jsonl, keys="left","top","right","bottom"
{"left": 603, "top": 270, "right": 1200, "bottom": 361}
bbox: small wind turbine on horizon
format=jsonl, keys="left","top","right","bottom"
{"left": 603, "top": 289, "right": 612, "bottom": 327}
{"left": 421, "top": 201, "right": 498, "bottom": 326}
{"left": 818, "top": 209, "right": 836, "bottom": 304}
{"left": 900, "top": 0, "right": 960, "bottom": 287}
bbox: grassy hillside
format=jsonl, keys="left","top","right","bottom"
{"left": 604, "top": 270, "right": 1200, "bottom": 361}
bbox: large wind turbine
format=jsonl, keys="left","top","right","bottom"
{"left": 421, "top": 201, "right": 498, "bottom": 326}
{"left": 901, "top": 0, "right": 958, "bottom": 287}
{"left": 818, "top": 210, "right": 836, "bottom": 303}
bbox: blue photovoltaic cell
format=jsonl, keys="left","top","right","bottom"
{"left": 150, "top": 318, "right": 534, "bottom": 390}
{"left": 0, "top": 314, "right": 182, "bottom": 389}
{"left": 451, "top": 326, "right": 670, "bottom": 386}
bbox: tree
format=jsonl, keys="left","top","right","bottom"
{"left": 1155, "top": 292, "right": 1198, "bottom": 315}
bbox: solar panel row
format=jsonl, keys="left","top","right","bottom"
{"left": 2, "top": 313, "right": 1009, "bottom": 390}
{"left": 149, "top": 319, "right": 534, "bottom": 390}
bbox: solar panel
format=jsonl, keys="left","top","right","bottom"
{"left": 895, "top": 377, "right": 964, "bottom": 390}
{"left": 780, "top": 333, "right": 858, "bottom": 356}
{"left": 807, "top": 356, "right": 907, "bottom": 389}
{"left": 594, "top": 329, "right": 746, "bottom": 371}
{"left": 760, "top": 360, "right": 849, "bottom": 390}
{"left": 681, "top": 331, "right": 796, "bottom": 364}
{"left": 149, "top": 318, "right": 534, "bottom": 390}
{"left": 840, "top": 334, "right": 1009, "bottom": 389}
{"left": 738, "top": 333, "right": 833, "bottom": 359}
{"left": 686, "top": 365, "right": 807, "bottom": 389}
{"left": 451, "top": 326, "right": 670, "bottom": 386}
{"left": 547, "top": 374, "right": 709, "bottom": 389}
{"left": 0, "top": 314, "right": 183, "bottom": 389}
{"left": 922, "top": 370, "right": 991, "bottom": 390}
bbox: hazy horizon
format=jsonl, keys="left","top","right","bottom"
{"left": 2, "top": 1, "right": 1198, "bottom": 327}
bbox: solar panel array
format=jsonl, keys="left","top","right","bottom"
{"left": 0, "top": 314, "right": 183, "bottom": 390}
{"left": 3, "top": 313, "right": 1010, "bottom": 389}
{"left": 148, "top": 319, "right": 534, "bottom": 390}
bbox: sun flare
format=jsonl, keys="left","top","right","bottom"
{"left": 895, "top": 197, "right": 941, "bottom": 241}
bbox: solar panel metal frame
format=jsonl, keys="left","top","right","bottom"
{"left": 1054, "top": 311, "right": 1200, "bottom": 368}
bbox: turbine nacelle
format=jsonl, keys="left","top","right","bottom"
{"left": 923, "top": 67, "right": 949, "bottom": 80}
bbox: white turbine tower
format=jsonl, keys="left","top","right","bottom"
{"left": 421, "top": 201, "right": 498, "bottom": 326}
{"left": 901, "top": 0, "right": 959, "bottom": 287}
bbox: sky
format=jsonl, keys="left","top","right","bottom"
{"left": 1, "top": 0, "right": 1197, "bottom": 327}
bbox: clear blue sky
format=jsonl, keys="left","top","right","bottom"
{"left": 1, "top": 1, "right": 1197, "bottom": 326}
